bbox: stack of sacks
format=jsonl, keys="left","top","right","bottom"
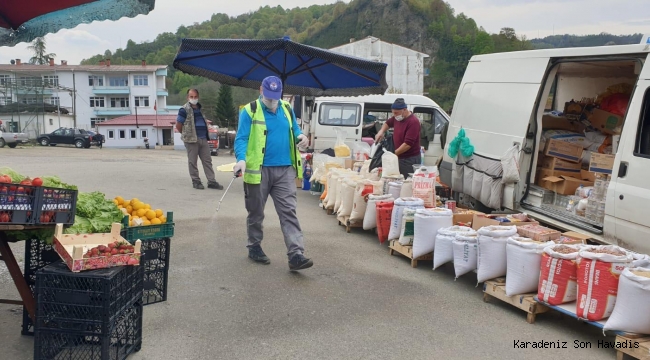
{"left": 604, "top": 267, "right": 650, "bottom": 334}
{"left": 453, "top": 232, "right": 480, "bottom": 279}
{"left": 363, "top": 194, "right": 393, "bottom": 230}
{"left": 476, "top": 226, "right": 518, "bottom": 283}
{"left": 350, "top": 180, "right": 383, "bottom": 223}
{"left": 576, "top": 245, "right": 633, "bottom": 321}
{"left": 505, "top": 237, "right": 553, "bottom": 296}
{"left": 538, "top": 244, "right": 583, "bottom": 305}
{"left": 433, "top": 225, "right": 474, "bottom": 270}
{"left": 388, "top": 198, "right": 425, "bottom": 241}
{"left": 413, "top": 208, "right": 455, "bottom": 259}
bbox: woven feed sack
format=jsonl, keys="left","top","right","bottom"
{"left": 433, "top": 225, "right": 475, "bottom": 270}
{"left": 476, "top": 226, "right": 518, "bottom": 283}
{"left": 363, "top": 195, "right": 393, "bottom": 230}
{"left": 333, "top": 175, "right": 347, "bottom": 213}
{"left": 376, "top": 200, "right": 395, "bottom": 244}
{"left": 325, "top": 170, "right": 342, "bottom": 209}
{"left": 338, "top": 178, "right": 358, "bottom": 217}
{"left": 604, "top": 267, "right": 650, "bottom": 334}
{"left": 576, "top": 245, "right": 633, "bottom": 321}
{"left": 453, "top": 233, "right": 479, "bottom": 278}
{"left": 632, "top": 253, "right": 650, "bottom": 268}
{"left": 350, "top": 180, "right": 382, "bottom": 222}
{"left": 381, "top": 176, "right": 403, "bottom": 195}
{"left": 505, "top": 237, "right": 553, "bottom": 296}
{"left": 388, "top": 198, "right": 425, "bottom": 241}
{"left": 538, "top": 244, "right": 583, "bottom": 305}
{"left": 400, "top": 179, "right": 413, "bottom": 198}
{"left": 412, "top": 175, "right": 436, "bottom": 208}
{"left": 412, "top": 209, "right": 453, "bottom": 259}
{"left": 397, "top": 208, "right": 418, "bottom": 245}
{"left": 388, "top": 181, "right": 403, "bottom": 200}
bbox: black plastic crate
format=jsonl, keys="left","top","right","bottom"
{"left": 138, "top": 237, "right": 170, "bottom": 305}
{"left": 23, "top": 238, "right": 60, "bottom": 335}
{"left": 34, "top": 187, "right": 78, "bottom": 226}
{"left": 35, "top": 261, "right": 143, "bottom": 332}
{"left": 34, "top": 301, "right": 143, "bottom": 360}
{"left": 0, "top": 183, "right": 39, "bottom": 224}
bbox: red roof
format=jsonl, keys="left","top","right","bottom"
{"left": 97, "top": 114, "right": 215, "bottom": 128}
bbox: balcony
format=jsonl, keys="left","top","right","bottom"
{"left": 156, "top": 89, "right": 168, "bottom": 96}
{"left": 15, "top": 88, "right": 53, "bottom": 95}
{"left": 94, "top": 107, "right": 131, "bottom": 116}
{"left": 92, "top": 86, "right": 130, "bottom": 95}
{"left": 155, "top": 68, "right": 168, "bottom": 76}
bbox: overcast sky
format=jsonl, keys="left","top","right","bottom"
{"left": 0, "top": 0, "right": 647, "bottom": 65}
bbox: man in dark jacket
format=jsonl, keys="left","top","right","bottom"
{"left": 374, "top": 98, "right": 422, "bottom": 179}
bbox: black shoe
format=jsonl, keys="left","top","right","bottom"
{"left": 193, "top": 181, "right": 204, "bottom": 189}
{"left": 248, "top": 246, "right": 270, "bottom": 264}
{"left": 288, "top": 254, "right": 313, "bottom": 271}
{"left": 208, "top": 181, "right": 223, "bottom": 190}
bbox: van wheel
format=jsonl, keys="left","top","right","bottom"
{"left": 8, "top": 143, "right": 17, "bottom": 148}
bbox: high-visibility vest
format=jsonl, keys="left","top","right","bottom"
{"left": 241, "top": 99, "right": 302, "bottom": 184}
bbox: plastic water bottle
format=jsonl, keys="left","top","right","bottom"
{"left": 575, "top": 184, "right": 584, "bottom": 198}
{"left": 302, "top": 163, "right": 312, "bottom": 191}
{"left": 420, "top": 146, "right": 425, "bottom": 165}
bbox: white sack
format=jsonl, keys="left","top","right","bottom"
{"left": 501, "top": 145, "right": 520, "bottom": 185}
{"left": 325, "top": 170, "right": 343, "bottom": 209}
{"left": 505, "top": 237, "right": 553, "bottom": 296}
{"left": 398, "top": 208, "right": 418, "bottom": 245}
{"left": 476, "top": 226, "right": 518, "bottom": 283}
{"left": 413, "top": 208, "right": 455, "bottom": 259}
{"left": 388, "top": 181, "right": 403, "bottom": 200}
{"left": 381, "top": 150, "right": 400, "bottom": 178}
{"left": 400, "top": 179, "right": 413, "bottom": 198}
{"left": 350, "top": 180, "right": 382, "bottom": 222}
{"left": 388, "top": 198, "right": 425, "bottom": 241}
{"left": 338, "top": 178, "right": 357, "bottom": 217}
{"left": 604, "top": 267, "right": 650, "bottom": 334}
{"left": 360, "top": 160, "right": 371, "bottom": 178}
{"left": 363, "top": 194, "right": 393, "bottom": 230}
{"left": 433, "top": 225, "right": 476, "bottom": 269}
{"left": 412, "top": 176, "right": 436, "bottom": 208}
{"left": 333, "top": 176, "right": 346, "bottom": 213}
{"left": 453, "top": 233, "right": 479, "bottom": 278}
{"left": 632, "top": 253, "right": 650, "bottom": 268}
{"left": 538, "top": 244, "right": 584, "bottom": 305}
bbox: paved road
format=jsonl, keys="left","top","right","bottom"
{"left": 0, "top": 146, "right": 621, "bottom": 360}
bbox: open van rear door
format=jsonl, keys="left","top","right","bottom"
{"left": 312, "top": 101, "right": 362, "bottom": 152}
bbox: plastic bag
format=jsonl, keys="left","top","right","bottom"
{"left": 447, "top": 128, "right": 474, "bottom": 158}
{"left": 600, "top": 93, "right": 630, "bottom": 117}
{"left": 381, "top": 151, "right": 400, "bottom": 178}
{"left": 352, "top": 142, "right": 371, "bottom": 161}
{"left": 333, "top": 127, "right": 351, "bottom": 158}
{"left": 501, "top": 145, "right": 520, "bottom": 185}
{"left": 369, "top": 134, "right": 394, "bottom": 172}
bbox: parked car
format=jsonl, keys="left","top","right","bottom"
{"left": 0, "top": 122, "right": 29, "bottom": 148}
{"left": 37, "top": 127, "right": 92, "bottom": 148}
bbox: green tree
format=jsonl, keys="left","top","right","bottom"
{"left": 28, "top": 37, "right": 56, "bottom": 65}
{"left": 216, "top": 85, "right": 236, "bottom": 128}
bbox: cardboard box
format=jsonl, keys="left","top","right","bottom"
{"left": 540, "top": 175, "right": 594, "bottom": 195}
{"left": 542, "top": 115, "right": 586, "bottom": 133}
{"left": 452, "top": 209, "right": 484, "bottom": 225}
{"left": 581, "top": 170, "right": 596, "bottom": 182}
{"left": 557, "top": 231, "right": 592, "bottom": 245}
{"left": 517, "top": 224, "right": 561, "bottom": 241}
{"left": 588, "top": 108, "right": 623, "bottom": 135}
{"left": 540, "top": 155, "right": 582, "bottom": 172}
{"left": 589, "top": 153, "right": 615, "bottom": 174}
{"left": 344, "top": 159, "right": 355, "bottom": 169}
{"left": 471, "top": 214, "right": 538, "bottom": 231}
{"left": 544, "top": 139, "right": 584, "bottom": 163}
{"left": 536, "top": 168, "right": 584, "bottom": 186}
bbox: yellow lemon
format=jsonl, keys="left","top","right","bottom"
{"left": 145, "top": 204, "right": 151, "bottom": 210}
{"left": 129, "top": 220, "right": 134, "bottom": 226}
{"left": 126, "top": 205, "right": 133, "bottom": 214}
{"left": 151, "top": 218, "right": 161, "bottom": 225}
{"left": 145, "top": 210, "right": 156, "bottom": 220}
{"left": 123, "top": 199, "right": 131, "bottom": 207}
{"left": 137, "top": 209, "right": 147, "bottom": 217}
{"left": 113, "top": 199, "right": 119, "bottom": 206}
{"left": 115, "top": 196, "right": 124, "bottom": 205}
{"left": 160, "top": 216, "right": 167, "bottom": 223}
{"left": 154, "top": 209, "right": 163, "bottom": 218}
{"left": 142, "top": 219, "right": 151, "bottom": 226}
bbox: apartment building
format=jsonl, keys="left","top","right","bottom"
{"left": 0, "top": 58, "right": 170, "bottom": 138}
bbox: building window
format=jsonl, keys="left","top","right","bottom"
{"left": 49, "top": 119, "right": 53, "bottom": 125}
{"left": 48, "top": 97, "right": 60, "bottom": 106}
{"left": 109, "top": 77, "right": 128, "bottom": 87}
{"left": 110, "top": 97, "right": 129, "bottom": 108}
{"left": 133, "top": 75, "right": 148, "bottom": 86}
{"left": 130, "top": 130, "right": 137, "bottom": 139}
{"left": 20, "top": 97, "right": 37, "bottom": 104}
{"left": 0, "top": 96, "right": 10, "bottom": 105}
{"left": 90, "top": 96, "right": 105, "bottom": 108}
{"left": 90, "top": 118, "right": 106, "bottom": 128}
{"left": 108, "top": 130, "right": 115, "bottom": 139}
{"left": 118, "top": 130, "right": 126, "bottom": 139}
{"left": 0, "top": 75, "right": 11, "bottom": 85}
{"left": 88, "top": 75, "right": 104, "bottom": 86}
{"left": 43, "top": 75, "right": 59, "bottom": 87}
{"left": 19, "top": 77, "right": 41, "bottom": 86}
{"left": 134, "top": 96, "right": 149, "bottom": 107}
{"left": 140, "top": 129, "right": 148, "bottom": 138}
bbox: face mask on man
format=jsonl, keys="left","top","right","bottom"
{"left": 262, "top": 97, "right": 278, "bottom": 110}
{"left": 395, "top": 111, "right": 405, "bottom": 121}
{"left": 189, "top": 99, "right": 199, "bottom": 105}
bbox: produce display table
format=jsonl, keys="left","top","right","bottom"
{"left": 0, "top": 224, "right": 52, "bottom": 322}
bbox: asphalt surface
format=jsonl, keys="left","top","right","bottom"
{"left": 0, "top": 146, "right": 623, "bottom": 360}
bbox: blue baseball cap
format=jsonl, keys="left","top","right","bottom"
{"left": 261, "top": 76, "right": 283, "bottom": 100}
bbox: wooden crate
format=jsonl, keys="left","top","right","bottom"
{"left": 483, "top": 279, "right": 549, "bottom": 324}
{"left": 615, "top": 335, "right": 650, "bottom": 360}
{"left": 336, "top": 215, "right": 363, "bottom": 233}
{"left": 388, "top": 240, "right": 432, "bottom": 268}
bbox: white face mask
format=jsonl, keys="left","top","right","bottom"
{"left": 262, "top": 97, "right": 278, "bottom": 110}
{"left": 189, "top": 99, "right": 198, "bottom": 105}
{"left": 395, "top": 115, "right": 404, "bottom": 121}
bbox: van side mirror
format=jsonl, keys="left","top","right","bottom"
{"left": 440, "top": 122, "right": 449, "bottom": 149}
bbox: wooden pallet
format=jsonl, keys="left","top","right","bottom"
{"left": 388, "top": 240, "right": 432, "bottom": 268}
{"left": 483, "top": 279, "right": 549, "bottom": 324}
{"left": 336, "top": 215, "right": 363, "bottom": 233}
{"left": 615, "top": 335, "right": 650, "bottom": 360}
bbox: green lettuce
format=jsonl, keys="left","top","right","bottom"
{"left": 42, "top": 176, "right": 77, "bottom": 190}
{"left": 64, "top": 191, "right": 123, "bottom": 234}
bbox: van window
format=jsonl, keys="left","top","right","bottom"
{"left": 319, "top": 103, "right": 360, "bottom": 127}
{"left": 414, "top": 107, "right": 448, "bottom": 134}
{"left": 634, "top": 88, "right": 650, "bottom": 157}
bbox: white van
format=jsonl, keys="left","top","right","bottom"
{"left": 295, "top": 94, "right": 450, "bottom": 166}
{"left": 440, "top": 34, "right": 650, "bottom": 254}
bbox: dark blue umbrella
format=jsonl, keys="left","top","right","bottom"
{"left": 172, "top": 36, "right": 388, "bottom": 96}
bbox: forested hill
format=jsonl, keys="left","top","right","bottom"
{"left": 531, "top": 33, "right": 643, "bottom": 49}
{"left": 80, "top": 0, "right": 642, "bottom": 110}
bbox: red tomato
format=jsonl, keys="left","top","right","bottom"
{"left": 0, "top": 213, "right": 10, "bottom": 222}
{"left": 31, "top": 177, "right": 43, "bottom": 187}
{"left": 20, "top": 178, "right": 32, "bottom": 186}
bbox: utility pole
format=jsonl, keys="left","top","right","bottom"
{"left": 72, "top": 70, "right": 77, "bottom": 128}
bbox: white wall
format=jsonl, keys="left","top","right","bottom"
{"left": 99, "top": 125, "right": 156, "bottom": 148}
{"left": 330, "top": 38, "right": 428, "bottom": 95}
{"left": 0, "top": 114, "right": 74, "bottom": 138}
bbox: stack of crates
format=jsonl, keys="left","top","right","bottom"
{"left": 33, "top": 261, "right": 143, "bottom": 360}
{"left": 22, "top": 237, "right": 59, "bottom": 335}
{"left": 121, "top": 211, "right": 173, "bottom": 305}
